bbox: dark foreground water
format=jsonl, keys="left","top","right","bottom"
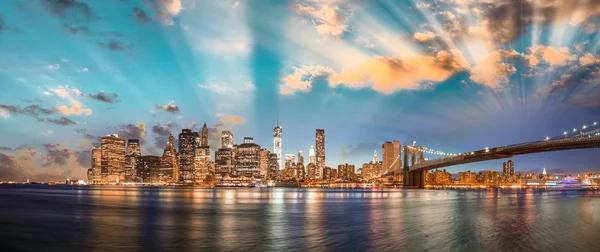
{"left": 1, "top": 186, "right": 600, "bottom": 252}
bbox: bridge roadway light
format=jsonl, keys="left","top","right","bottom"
{"left": 545, "top": 137, "right": 550, "bottom": 140}
{"left": 574, "top": 128, "right": 577, "bottom": 132}
{"left": 583, "top": 125, "right": 587, "bottom": 129}
{"left": 595, "top": 122, "right": 598, "bottom": 126}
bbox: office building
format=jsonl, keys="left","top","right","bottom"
{"left": 273, "top": 123, "right": 282, "bottom": 170}
{"left": 178, "top": 129, "right": 196, "bottom": 183}
{"left": 382, "top": 140, "right": 401, "bottom": 174}
{"left": 316, "top": 129, "right": 325, "bottom": 180}
{"left": 235, "top": 137, "right": 261, "bottom": 177}
{"left": 159, "top": 134, "right": 178, "bottom": 182}
{"left": 337, "top": 163, "right": 356, "bottom": 181}
{"left": 136, "top": 155, "right": 160, "bottom": 183}
{"left": 100, "top": 134, "right": 126, "bottom": 183}
{"left": 222, "top": 130, "right": 234, "bottom": 149}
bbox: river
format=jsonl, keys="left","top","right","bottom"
{"left": 1, "top": 185, "right": 599, "bottom": 251}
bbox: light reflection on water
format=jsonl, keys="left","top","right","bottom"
{"left": 1, "top": 185, "right": 600, "bottom": 251}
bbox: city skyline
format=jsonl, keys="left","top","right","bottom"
{"left": 2, "top": 0, "right": 600, "bottom": 181}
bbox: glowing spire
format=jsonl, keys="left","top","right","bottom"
{"left": 543, "top": 168, "right": 547, "bottom": 175}
{"left": 372, "top": 149, "right": 378, "bottom": 163}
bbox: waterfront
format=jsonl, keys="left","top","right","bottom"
{"left": 1, "top": 185, "right": 600, "bottom": 251}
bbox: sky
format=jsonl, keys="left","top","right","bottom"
{"left": 1, "top": 0, "right": 600, "bottom": 181}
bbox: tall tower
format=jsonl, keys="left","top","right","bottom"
{"left": 316, "top": 129, "right": 325, "bottom": 179}
{"left": 372, "top": 149, "right": 378, "bottom": 164}
{"left": 309, "top": 145, "right": 315, "bottom": 164}
{"left": 297, "top": 151, "right": 304, "bottom": 166}
{"left": 201, "top": 123, "right": 209, "bottom": 147}
{"left": 178, "top": 129, "right": 196, "bottom": 183}
{"left": 273, "top": 120, "right": 282, "bottom": 170}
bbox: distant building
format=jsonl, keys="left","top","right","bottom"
{"left": 124, "top": 139, "right": 141, "bottom": 182}
{"left": 100, "top": 134, "right": 126, "bottom": 183}
{"left": 382, "top": 140, "right": 401, "bottom": 174}
{"left": 215, "top": 148, "right": 234, "bottom": 179}
{"left": 268, "top": 153, "right": 279, "bottom": 179}
{"left": 158, "top": 135, "right": 178, "bottom": 182}
{"left": 309, "top": 145, "right": 315, "bottom": 164}
{"left": 259, "top": 149, "right": 270, "bottom": 178}
{"left": 297, "top": 151, "right": 304, "bottom": 166}
{"left": 178, "top": 129, "right": 196, "bottom": 183}
{"left": 337, "top": 163, "right": 356, "bottom": 181}
{"left": 316, "top": 129, "right": 325, "bottom": 180}
{"left": 426, "top": 169, "right": 452, "bottom": 185}
{"left": 285, "top": 154, "right": 296, "bottom": 170}
{"left": 91, "top": 147, "right": 102, "bottom": 184}
{"left": 502, "top": 160, "right": 515, "bottom": 183}
{"left": 273, "top": 123, "right": 282, "bottom": 170}
{"left": 459, "top": 171, "right": 477, "bottom": 184}
{"left": 222, "top": 130, "right": 234, "bottom": 149}
{"left": 236, "top": 137, "right": 261, "bottom": 177}
{"left": 306, "top": 163, "right": 317, "bottom": 180}
{"left": 362, "top": 150, "right": 382, "bottom": 180}
{"left": 201, "top": 123, "right": 209, "bottom": 147}
{"left": 136, "top": 156, "right": 161, "bottom": 183}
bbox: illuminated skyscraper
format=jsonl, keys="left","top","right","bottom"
{"left": 91, "top": 147, "right": 102, "bottom": 184}
{"left": 338, "top": 163, "right": 356, "bottom": 181}
{"left": 273, "top": 122, "right": 282, "bottom": 170}
{"left": 235, "top": 137, "right": 261, "bottom": 177}
{"left": 222, "top": 130, "right": 234, "bottom": 149}
{"left": 315, "top": 129, "right": 325, "bottom": 179}
{"left": 382, "top": 140, "right": 401, "bottom": 174}
{"left": 215, "top": 148, "right": 234, "bottom": 179}
{"left": 260, "top": 149, "right": 270, "bottom": 178}
{"left": 268, "top": 153, "right": 279, "bottom": 179}
{"left": 309, "top": 145, "right": 315, "bottom": 164}
{"left": 100, "top": 134, "right": 126, "bottom": 183}
{"left": 372, "top": 149, "right": 378, "bottom": 163}
{"left": 297, "top": 151, "right": 304, "bottom": 166}
{"left": 136, "top": 155, "right": 160, "bottom": 183}
{"left": 285, "top": 154, "right": 296, "bottom": 170}
{"left": 178, "top": 129, "right": 196, "bottom": 183}
{"left": 201, "top": 122, "right": 209, "bottom": 147}
{"left": 159, "top": 134, "right": 178, "bottom": 182}
{"left": 124, "top": 139, "right": 141, "bottom": 182}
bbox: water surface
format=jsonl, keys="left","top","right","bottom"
{"left": 1, "top": 185, "right": 599, "bottom": 251}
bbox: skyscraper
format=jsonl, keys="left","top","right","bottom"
{"left": 100, "top": 134, "right": 126, "bottom": 183}
{"left": 125, "top": 139, "right": 141, "bottom": 182}
{"left": 503, "top": 160, "right": 515, "bottom": 182}
{"left": 222, "top": 130, "right": 234, "bottom": 149}
{"left": 159, "top": 134, "right": 178, "bottom": 182}
{"left": 136, "top": 155, "right": 160, "bottom": 183}
{"left": 382, "top": 140, "right": 401, "bottom": 174}
{"left": 273, "top": 123, "right": 282, "bottom": 170}
{"left": 268, "top": 153, "right": 279, "bottom": 179}
{"left": 235, "top": 137, "right": 261, "bottom": 177}
{"left": 315, "top": 129, "right": 325, "bottom": 180}
{"left": 215, "top": 148, "right": 234, "bottom": 179}
{"left": 178, "top": 129, "right": 196, "bottom": 183}
{"left": 201, "top": 122, "right": 209, "bottom": 147}
{"left": 91, "top": 147, "right": 102, "bottom": 184}
{"left": 297, "top": 151, "right": 304, "bottom": 166}
{"left": 285, "top": 154, "right": 296, "bottom": 170}
{"left": 259, "top": 149, "right": 270, "bottom": 178}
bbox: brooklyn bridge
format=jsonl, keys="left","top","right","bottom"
{"left": 400, "top": 122, "right": 600, "bottom": 188}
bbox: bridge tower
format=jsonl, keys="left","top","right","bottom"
{"left": 403, "top": 145, "right": 426, "bottom": 188}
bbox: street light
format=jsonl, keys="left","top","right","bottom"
{"left": 545, "top": 137, "right": 550, "bottom": 140}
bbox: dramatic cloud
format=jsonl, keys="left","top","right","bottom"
{"left": 469, "top": 49, "right": 521, "bottom": 89}
{"left": 154, "top": 100, "right": 180, "bottom": 114}
{"left": 43, "top": 117, "right": 78, "bottom": 125}
{"left": 117, "top": 122, "right": 147, "bottom": 145}
{"left": 49, "top": 86, "right": 93, "bottom": 116}
{"left": 329, "top": 50, "right": 469, "bottom": 93}
{"left": 98, "top": 40, "right": 134, "bottom": 51}
{"left": 132, "top": 7, "right": 151, "bottom": 24}
{"left": 414, "top": 31, "right": 436, "bottom": 42}
{"left": 293, "top": 2, "right": 349, "bottom": 37}
{"left": 527, "top": 46, "right": 576, "bottom": 67}
{"left": 0, "top": 144, "right": 88, "bottom": 182}
{"left": 579, "top": 53, "right": 599, "bottom": 66}
{"left": 280, "top": 65, "right": 333, "bottom": 94}
{"left": 87, "top": 92, "right": 119, "bottom": 104}
{"left": 548, "top": 63, "right": 600, "bottom": 95}
{"left": 0, "top": 104, "right": 78, "bottom": 125}
{"left": 146, "top": 0, "right": 183, "bottom": 25}
{"left": 152, "top": 122, "right": 177, "bottom": 149}
{"left": 484, "top": 0, "right": 600, "bottom": 44}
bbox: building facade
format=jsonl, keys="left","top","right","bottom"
{"left": 273, "top": 124, "right": 282, "bottom": 171}
{"left": 235, "top": 137, "right": 261, "bottom": 177}
{"left": 315, "top": 129, "right": 325, "bottom": 180}
{"left": 382, "top": 140, "right": 401, "bottom": 175}
{"left": 100, "top": 134, "right": 126, "bottom": 183}
{"left": 159, "top": 134, "right": 178, "bottom": 182}
{"left": 337, "top": 163, "right": 356, "bottom": 181}
{"left": 136, "top": 155, "right": 161, "bottom": 183}
{"left": 178, "top": 129, "right": 196, "bottom": 183}
{"left": 91, "top": 147, "right": 102, "bottom": 184}
{"left": 222, "top": 130, "right": 234, "bottom": 149}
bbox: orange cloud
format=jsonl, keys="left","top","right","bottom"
{"left": 329, "top": 50, "right": 469, "bottom": 93}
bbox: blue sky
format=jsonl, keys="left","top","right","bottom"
{"left": 1, "top": 0, "right": 600, "bottom": 181}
